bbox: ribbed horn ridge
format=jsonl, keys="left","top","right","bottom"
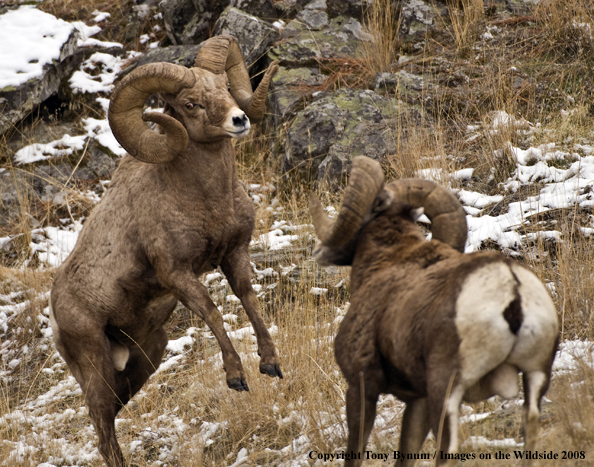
{"left": 386, "top": 179, "right": 467, "bottom": 252}
{"left": 310, "top": 156, "right": 385, "bottom": 247}
{"left": 109, "top": 62, "right": 196, "bottom": 163}
{"left": 194, "top": 35, "right": 278, "bottom": 123}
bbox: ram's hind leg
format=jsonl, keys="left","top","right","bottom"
{"left": 522, "top": 370, "right": 549, "bottom": 466}
{"left": 428, "top": 378, "right": 465, "bottom": 467}
{"left": 113, "top": 327, "right": 168, "bottom": 412}
{"left": 345, "top": 381, "right": 379, "bottom": 467}
{"left": 222, "top": 248, "right": 282, "bottom": 378}
{"left": 52, "top": 305, "right": 125, "bottom": 467}
{"left": 399, "top": 398, "right": 430, "bottom": 467}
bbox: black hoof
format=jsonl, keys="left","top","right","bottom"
{"left": 228, "top": 378, "right": 249, "bottom": 392}
{"left": 260, "top": 363, "right": 283, "bottom": 379}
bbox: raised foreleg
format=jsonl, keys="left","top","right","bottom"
{"left": 164, "top": 269, "right": 249, "bottom": 391}
{"left": 221, "top": 247, "right": 282, "bottom": 378}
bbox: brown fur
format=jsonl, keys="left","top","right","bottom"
{"left": 318, "top": 199, "right": 558, "bottom": 467}
{"left": 50, "top": 64, "right": 281, "bottom": 467}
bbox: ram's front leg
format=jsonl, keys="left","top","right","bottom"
{"left": 222, "top": 248, "right": 282, "bottom": 379}
{"left": 167, "top": 270, "right": 248, "bottom": 391}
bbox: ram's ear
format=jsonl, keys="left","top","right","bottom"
{"left": 371, "top": 189, "right": 394, "bottom": 214}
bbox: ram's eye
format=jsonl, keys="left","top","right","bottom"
{"left": 185, "top": 102, "right": 194, "bottom": 110}
{"left": 227, "top": 83, "right": 231, "bottom": 92}
{"left": 198, "top": 103, "right": 205, "bottom": 109}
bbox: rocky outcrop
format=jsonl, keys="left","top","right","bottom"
{"left": 118, "top": 44, "right": 204, "bottom": 78}
{"left": 282, "top": 88, "right": 423, "bottom": 184}
{"left": 269, "top": 1, "right": 369, "bottom": 68}
{"left": 159, "top": 0, "right": 227, "bottom": 45}
{"left": 159, "top": 0, "right": 285, "bottom": 46}
{"left": 0, "top": 26, "right": 79, "bottom": 138}
{"left": 213, "top": 7, "right": 280, "bottom": 67}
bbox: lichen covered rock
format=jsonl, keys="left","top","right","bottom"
{"left": 282, "top": 88, "right": 422, "bottom": 184}
{"left": 269, "top": 0, "right": 369, "bottom": 68}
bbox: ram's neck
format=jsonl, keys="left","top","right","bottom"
{"left": 166, "top": 139, "right": 237, "bottom": 194}
{"left": 350, "top": 236, "right": 460, "bottom": 291}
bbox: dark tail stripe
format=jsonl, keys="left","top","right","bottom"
{"left": 503, "top": 295, "right": 523, "bottom": 334}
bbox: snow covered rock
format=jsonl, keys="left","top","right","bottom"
{"left": 0, "top": 7, "right": 80, "bottom": 137}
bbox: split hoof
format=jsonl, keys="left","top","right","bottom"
{"left": 227, "top": 377, "right": 249, "bottom": 392}
{"left": 260, "top": 363, "right": 283, "bottom": 379}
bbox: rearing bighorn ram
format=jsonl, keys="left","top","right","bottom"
{"left": 50, "top": 35, "right": 282, "bottom": 467}
{"left": 309, "top": 156, "right": 559, "bottom": 466}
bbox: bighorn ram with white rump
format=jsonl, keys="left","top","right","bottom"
{"left": 50, "top": 35, "right": 282, "bottom": 467}
{"left": 309, "top": 156, "right": 559, "bottom": 466}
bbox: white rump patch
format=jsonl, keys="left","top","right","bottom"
{"left": 455, "top": 262, "right": 518, "bottom": 385}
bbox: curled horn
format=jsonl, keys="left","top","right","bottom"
{"left": 386, "top": 179, "right": 467, "bottom": 252}
{"left": 109, "top": 63, "right": 196, "bottom": 163}
{"left": 310, "top": 156, "right": 385, "bottom": 247}
{"left": 194, "top": 35, "right": 278, "bottom": 123}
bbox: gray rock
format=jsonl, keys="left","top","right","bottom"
{"left": 400, "top": 0, "right": 447, "bottom": 38}
{"left": 213, "top": 7, "right": 280, "bottom": 66}
{"left": 33, "top": 163, "right": 73, "bottom": 199}
{"left": 282, "top": 88, "right": 422, "bottom": 184}
{"left": 269, "top": 6, "right": 369, "bottom": 68}
{"left": 375, "top": 70, "right": 432, "bottom": 94}
{"left": 0, "top": 170, "right": 35, "bottom": 226}
{"left": 0, "top": 30, "right": 80, "bottom": 138}
{"left": 230, "top": 0, "right": 277, "bottom": 20}
{"left": 160, "top": 0, "right": 230, "bottom": 45}
{"left": 326, "top": 0, "right": 370, "bottom": 20}
{"left": 85, "top": 143, "right": 117, "bottom": 180}
{"left": 268, "top": 66, "right": 326, "bottom": 126}
{"left": 272, "top": 0, "right": 312, "bottom": 17}
{"left": 119, "top": 44, "right": 204, "bottom": 78}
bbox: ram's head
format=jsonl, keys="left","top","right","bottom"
{"left": 108, "top": 35, "right": 278, "bottom": 163}
{"left": 309, "top": 156, "right": 468, "bottom": 266}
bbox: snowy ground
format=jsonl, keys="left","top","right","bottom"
{"left": 2, "top": 4, "right": 594, "bottom": 467}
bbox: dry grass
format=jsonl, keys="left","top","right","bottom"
{"left": 4, "top": 0, "right": 594, "bottom": 465}
{"left": 361, "top": 0, "right": 402, "bottom": 73}
{"left": 535, "top": 0, "right": 594, "bottom": 59}
{"left": 448, "top": 0, "right": 485, "bottom": 57}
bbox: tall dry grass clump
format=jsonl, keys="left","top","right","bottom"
{"left": 535, "top": 0, "right": 594, "bottom": 58}
{"left": 448, "top": 0, "right": 484, "bottom": 57}
{"left": 361, "top": 0, "right": 402, "bottom": 73}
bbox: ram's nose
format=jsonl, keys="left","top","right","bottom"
{"left": 232, "top": 114, "right": 249, "bottom": 128}
{"left": 225, "top": 109, "right": 251, "bottom": 137}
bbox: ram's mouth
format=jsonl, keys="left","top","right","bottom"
{"left": 226, "top": 126, "right": 250, "bottom": 138}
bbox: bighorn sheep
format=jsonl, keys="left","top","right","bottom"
{"left": 50, "top": 35, "right": 282, "bottom": 467}
{"left": 309, "top": 156, "right": 559, "bottom": 466}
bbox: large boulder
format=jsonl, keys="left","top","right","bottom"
{"left": 159, "top": 0, "right": 280, "bottom": 46}
{"left": 268, "top": 66, "right": 326, "bottom": 126}
{"left": 282, "top": 88, "right": 422, "bottom": 184}
{"left": 268, "top": 0, "right": 369, "bottom": 68}
{"left": 230, "top": 0, "right": 277, "bottom": 20}
{"left": 118, "top": 44, "right": 204, "bottom": 78}
{"left": 159, "top": 0, "right": 229, "bottom": 45}
{"left": 213, "top": 7, "right": 280, "bottom": 66}
{"left": 0, "top": 7, "right": 80, "bottom": 137}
